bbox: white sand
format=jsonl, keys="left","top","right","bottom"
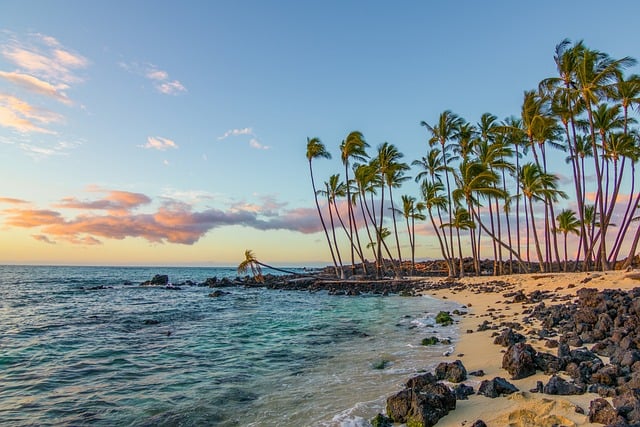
{"left": 419, "top": 269, "right": 640, "bottom": 427}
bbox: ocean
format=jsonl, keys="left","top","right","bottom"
{"left": 0, "top": 265, "right": 461, "bottom": 426}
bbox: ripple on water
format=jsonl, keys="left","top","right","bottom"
{"left": 0, "top": 266, "right": 461, "bottom": 426}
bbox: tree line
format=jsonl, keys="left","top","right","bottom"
{"left": 306, "top": 39, "right": 640, "bottom": 279}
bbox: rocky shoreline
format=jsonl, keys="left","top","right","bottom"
{"left": 375, "top": 273, "right": 640, "bottom": 427}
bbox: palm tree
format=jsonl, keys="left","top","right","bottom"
{"left": 238, "top": 250, "right": 300, "bottom": 281}
{"left": 556, "top": 209, "right": 581, "bottom": 272}
{"left": 376, "top": 142, "right": 409, "bottom": 277}
{"left": 320, "top": 175, "right": 346, "bottom": 279}
{"left": 519, "top": 163, "right": 567, "bottom": 272}
{"left": 306, "top": 137, "right": 339, "bottom": 277}
{"left": 421, "top": 180, "right": 454, "bottom": 277}
{"left": 442, "top": 206, "right": 475, "bottom": 278}
{"left": 397, "top": 195, "right": 426, "bottom": 276}
{"left": 421, "top": 111, "right": 464, "bottom": 277}
{"left": 340, "top": 131, "right": 369, "bottom": 276}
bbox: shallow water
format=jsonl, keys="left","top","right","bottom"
{"left": 0, "top": 266, "right": 460, "bottom": 426}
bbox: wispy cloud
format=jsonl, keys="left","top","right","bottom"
{"left": 0, "top": 197, "right": 29, "bottom": 204}
{"left": 121, "top": 61, "right": 187, "bottom": 95}
{"left": 217, "top": 127, "right": 270, "bottom": 150}
{"left": 1, "top": 32, "right": 89, "bottom": 85}
{"left": 139, "top": 136, "right": 179, "bottom": 151}
{"left": 218, "top": 127, "right": 253, "bottom": 140}
{"left": 0, "top": 93, "right": 63, "bottom": 134}
{"left": 0, "top": 71, "right": 71, "bottom": 105}
{"left": 249, "top": 137, "right": 270, "bottom": 150}
{"left": 1, "top": 190, "right": 324, "bottom": 246}
{"left": 32, "top": 234, "right": 56, "bottom": 244}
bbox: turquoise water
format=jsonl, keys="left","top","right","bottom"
{"left": 0, "top": 266, "right": 460, "bottom": 426}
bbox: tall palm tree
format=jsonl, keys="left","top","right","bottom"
{"left": 376, "top": 142, "right": 409, "bottom": 277}
{"left": 572, "top": 42, "right": 636, "bottom": 270}
{"left": 340, "top": 131, "right": 369, "bottom": 276}
{"left": 306, "top": 137, "right": 339, "bottom": 277}
{"left": 421, "top": 111, "right": 464, "bottom": 276}
{"left": 556, "top": 209, "right": 581, "bottom": 272}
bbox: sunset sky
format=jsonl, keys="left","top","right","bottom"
{"left": 2, "top": 1, "right": 640, "bottom": 266}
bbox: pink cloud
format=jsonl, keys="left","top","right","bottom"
{"left": 2, "top": 190, "right": 326, "bottom": 245}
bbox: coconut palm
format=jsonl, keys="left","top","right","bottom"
{"left": 340, "top": 131, "right": 369, "bottom": 275}
{"left": 519, "top": 163, "right": 567, "bottom": 272}
{"left": 306, "top": 137, "right": 339, "bottom": 277}
{"left": 556, "top": 209, "right": 581, "bottom": 272}
{"left": 376, "top": 142, "right": 409, "bottom": 277}
{"left": 442, "top": 206, "right": 475, "bottom": 278}
{"left": 397, "top": 195, "right": 426, "bottom": 276}
{"left": 421, "top": 180, "right": 454, "bottom": 276}
{"left": 238, "top": 250, "right": 300, "bottom": 282}
{"left": 421, "top": 111, "right": 464, "bottom": 276}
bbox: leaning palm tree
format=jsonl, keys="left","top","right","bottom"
{"left": 421, "top": 180, "right": 454, "bottom": 277}
{"left": 556, "top": 209, "right": 581, "bottom": 272}
{"left": 306, "top": 137, "right": 339, "bottom": 277}
{"left": 238, "top": 250, "right": 301, "bottom": 282}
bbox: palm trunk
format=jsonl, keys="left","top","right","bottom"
{"left": 388, "top": 184, "right": 403, "bottom": 276}
{"left": 310, "top": 162, "right": 339, "bottom": 277}
{"left": 326, "top": 194, "right": 345, "bottom": 279}
{"left": 528, "top": 196, "right": 546, "bottom": 273}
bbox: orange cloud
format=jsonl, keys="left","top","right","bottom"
{"left": 0, "top": 197, "right": 29, "bottom": 204}
{"left": 2, "top": 190, "right": 326, "bottom": 246}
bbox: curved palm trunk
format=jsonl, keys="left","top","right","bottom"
{"left": 344, "top": 164, "right": 356, "bottom": 276}
{"left": 358, "top": 190, "right": 379, "bottom": 265}
{"left": 527, "top": 195, "right": 546, "bottom": 273}
{"left": 326, "top": 194, "right": 345, "bottom": 279}
{"left": 405, "top": 214, "right": 414, "bottom": 276}
{"left": 428, "top": 210, "right": 452, "bottom": 276}
{"left": 563, "top": 231, "right": 569, "bottom": 272}
{"left": 456, "top": 226, "right": 465, "bottom": 278}
{"left": 310, "top": 162, "right": 339, "bottom": 277}
{"left": 376, "top": 183, "right": 386, "bottom": 278}
{"left": 623, "top": 209, "right": 640, "bottom": 269}
{"left": 584, "top": 101, "right": 609, "bottom": 271}
{"left": 388, "top": 185, "right": 403, "bottom": 276}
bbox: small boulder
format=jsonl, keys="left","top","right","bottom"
{"left": 502, "top": 342, "right": 537, "bottom": 379}
{"left": 493, "top": 328, "right": 526, "bottom": 347}
{"left": 477, "top": 377, "right": 519, "bottom": 398}
{"left": 435, "top": 360, "right": 467, "bottom": 383}
{"left": 542, "top": 375, "right": 585, "bottom": 395}
{"left": 588, "top": 398, "right": 619, "bottom": 425}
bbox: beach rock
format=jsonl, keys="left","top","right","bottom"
{"left": 208, "top": 290, "right": 228, "bottom": 297}
{"left": 386, "top": 382, "right": 456, "bottom": 427}
{"left": 477, "top": 377, "right": 518, "bottom": 398}
{"left": 534, "top": 351, "right": 562, "bottom": 374}
{"left": 542, "top": 375, "right": 585, "bottom": 395}
{"left": 453, "top": 383, "right": 474, "bottom": 400}
{"left": 469, "top": 369, "right": 485, "bottom": 377}
{"left": 588, "top": 398, "right": 619, "bottom": 425}
{"left": 502, "top": 342, "right": 537, "bottom": 379}
{"left": 435, "top": 311, "right": 453, "bottom": 326}
{"left": 613, "top": 389, "right": 640, "bottom": 424}
{"left": 370, "top": 413, "right": 393, "bottom": 427}
{"left": 435, "top": 360, "right": 467, "bottom": 383}
{"left": 141, "top": 274, "right": 169, "bottom": 286}
{"left": 406, "top": 372, "right": 437, "bottom": 390}
{"left": 470, "top": 421, "right": 487, "bottom": 427}
{"left": 493, "top": 328, "right": 526, "bottom": 347}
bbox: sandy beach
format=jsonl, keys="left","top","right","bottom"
{"left": 417, "top": 269, "right": 640, "bottom": 427}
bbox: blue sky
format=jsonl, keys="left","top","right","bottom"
{"left": 1, "top": 1, "right": 639, "bottom": 266}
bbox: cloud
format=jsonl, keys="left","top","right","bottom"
{"left": 218, "top": 127, "right": 253, "bottom": 140}
{"left": 217, "top": 127, "right": 269, "bottom": 150}
{"left": 0, "top": 197, "right": 29, "bottom": 204}
{"left": 121, "top": 62, "right": 186, "bottom": 95}
{"left": 0, "top": 71, "right": 71, "bottom": 104}
{"left": 55, "top": 190, "right": 152, "bottom": 214}
{"left": 249, "top": 138, "right": 270, "bottom": 150}
{"left": 32, "top": 234, "right": 56, "bottom": 244}
{"left": 140, "top": 136, "right": 178, "bottom": 151}
{"left": 0, "top": 93, "right": 63, "bottom": 134}
{"left": 1, "top": 32, "right": 89, "bottom": 85}
{"left": 1, "top": 190, "right": 325, "bottom": 246}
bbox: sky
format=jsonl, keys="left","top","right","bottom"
{"left": 1, "top": 0, "right": 640, "bottom": 266}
